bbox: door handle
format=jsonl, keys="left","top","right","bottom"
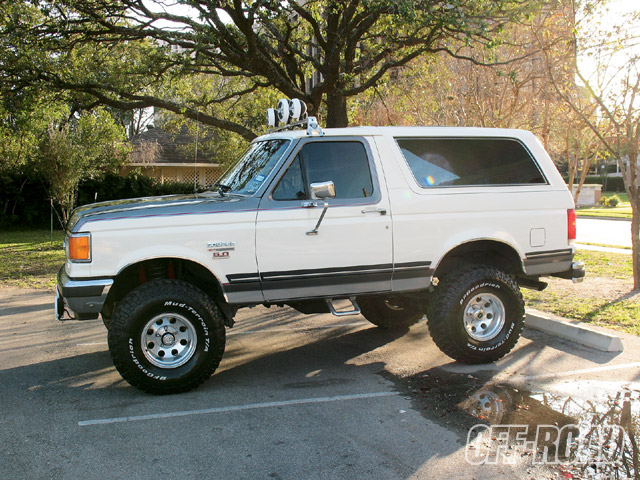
{"left": 301, "top": 201, "right": 318, "bottom": 208}
{"left": 361, "top": 207, "right": 387, "bottom": 215}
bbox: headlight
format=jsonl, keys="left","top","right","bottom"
{"left": 67, "top": 233, "right": 92, "bottom": 262}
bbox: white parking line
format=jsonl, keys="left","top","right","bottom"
{"left": 78, "top": 391, "right": 396, "bottom": 427}
{"left": 76, "top": 322, "right": 369, "bottom": 345}
{"left": 520, "top": 362, "right": 640, "bottom": 381}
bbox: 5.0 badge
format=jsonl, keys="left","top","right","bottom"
{"left": 207, "top": 241, "right": 236, "bottom": 259}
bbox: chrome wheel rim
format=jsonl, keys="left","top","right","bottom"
{"left": 463, "top": 390, "right": 506, "bottom": 423}
{"left": 141, "top": 313, "right": 197, "bottom": 369}
{"left": 463, "top": 293, "right": 505, "bottom": 341}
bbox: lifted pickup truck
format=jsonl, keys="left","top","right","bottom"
{"left": 56, "top": 116, "right": 584, "bottom": 394}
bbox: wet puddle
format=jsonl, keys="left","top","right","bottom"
{"left": 388, "top": 368, "right": 640, "bottom": 479}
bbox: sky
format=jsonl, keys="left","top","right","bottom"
{"left": 577, "top": 0, "right": 639, "bottom": 101}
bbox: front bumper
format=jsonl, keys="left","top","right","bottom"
{"left": 55, "top": 267, "right": 113, "bottom": 321}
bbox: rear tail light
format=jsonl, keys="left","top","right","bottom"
{"left": 567, "top": 209, "right": 577, "bottom": 241}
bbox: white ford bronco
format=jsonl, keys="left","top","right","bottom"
{"left": 55, "top": 111, "right": 585, "bottom": 394}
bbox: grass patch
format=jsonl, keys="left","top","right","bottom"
{"left": 523, "top": 250, "right": 639, "bottom": 336}
{"left": 577, "top": 192, "right": 632, "bottom": 219}
{"left": 525, "top": 290, "right": 640, "bottom": 336}
{"left": 0, "top": 229, "right": 66, "bottom": 289}
{"left": 612, "top": 193, "right": 629, "bottom": 203}
{"left": 577, "top": 241, "right": 631, "bottom": 250}
{"left": 574, "top": 250, "right": 634, "bottom": 278}
{"left": 577, "top": 206, "right": 632, "bottom": 219}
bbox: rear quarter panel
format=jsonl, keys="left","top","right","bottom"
{"left": 373, "top": 131, "right": 575, "bottom": 276}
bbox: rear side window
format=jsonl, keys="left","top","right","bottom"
{"left": 395, "top": 138, "right": 546, "bottom": 187}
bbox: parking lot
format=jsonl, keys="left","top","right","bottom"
{"left": 1, "top": 287, "right": 639, "bottom": 479}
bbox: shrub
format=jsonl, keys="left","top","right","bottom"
{"left": 564, "top": 175, "right": 626, "bottom": 192}
{"left": 77, "top": 172, "right": 195, "bottom": 206}
{"left": 1, "top": 171, "right": 197, "bottom": 229}
{"left": 599, "top": 195, "right": 622, "bottom": 208}
{"left": 0, "top": 172, "right": 52, "bottom": 229}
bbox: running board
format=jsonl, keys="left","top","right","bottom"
{"left": 325, "top": 297, "right": 361, "bottom": 317}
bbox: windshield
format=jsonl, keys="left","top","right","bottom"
{"left": 216, "top": 139, "right": 291, "bottom": 196}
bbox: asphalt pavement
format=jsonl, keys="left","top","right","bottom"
{"left": 1, "top": 287, "right": 639, "bottom": 480}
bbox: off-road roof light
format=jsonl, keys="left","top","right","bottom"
{"left": 266, "top": 98, "right": 323, "bottom": 136}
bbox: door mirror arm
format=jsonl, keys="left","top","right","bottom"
{"left": 306, "top": 181, "right": 335, "bottom": 235}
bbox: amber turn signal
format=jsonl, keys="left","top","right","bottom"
{"left": 69, "top": 235, "right": 91, "bottom": 261}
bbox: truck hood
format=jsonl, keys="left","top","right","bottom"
{"left": 68, "top": 193, "right": 259, "bottom": 232}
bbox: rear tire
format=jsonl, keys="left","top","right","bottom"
{"left": 108, "top": 279, "right": 226, "bottom": 394}
{"left": 427, "top": 266, "right": 524, "bottom": 364}
{"left": 359, "top": 295, "right": 424, "bottom": 329}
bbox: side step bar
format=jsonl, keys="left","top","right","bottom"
{"left": 325, "top": 297, "right": 361, "bottom": 317}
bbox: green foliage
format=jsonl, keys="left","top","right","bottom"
{"left": 567, "top": 175, "right": 626, "bottom": 192}
{"left": 1, "top": 170, "right": 198, "bottom": 229}
{"left": 154, "top": 73, "right": 276, "bottom": 162}
{"left": 605, "top": 195, "right": 621, "bottom": 207}
{"left": 35, "top": 108, "right": 130, "bottom": 225}
{"left": 0, "top": 92, "right": 66, "bottom": 174}
{"left": 77, "top": 172, "right": 195, "bottom": 206}
{"left": 0, "top": 172, "right": 51, "bottom": 228}
{"left": 0, "top": 0, "right": 537, "bottom": 133}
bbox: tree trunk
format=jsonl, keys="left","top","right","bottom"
{"left": 632, "top": 203, "right": 640, "bottom": 290}
{"left": 325, "top": 92, "right": 348, "bottom": 128}
{"left": 10, "top": 178, "right": 29, "bottom": 217}
{"left": 625, "top": 138, "right": 639, "bottom": 291}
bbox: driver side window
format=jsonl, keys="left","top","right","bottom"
{"left": 272, "top": 155, "right": 306, "bottom": 200}
{"left": 272, "top": 141, "right": 374, "bottom": 201}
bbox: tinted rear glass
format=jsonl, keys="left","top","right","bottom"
{"left": 395, "top": 138, "right": 546, "bottom": 187}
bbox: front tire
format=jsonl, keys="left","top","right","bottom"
{"left": 358, "top": 295, "right": 424, "bottom": 329}
{"left": 108, "top": 279, "right": 226, "bottom": 394}
{"left": 427, "top": 266, "right": 524, "bottom": 364}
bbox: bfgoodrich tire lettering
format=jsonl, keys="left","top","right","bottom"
{"left": 427, "top": 266, "right": 524, "bottom": 364}
{"left": 108, "top": 279, "right": 225, "bottom": 394}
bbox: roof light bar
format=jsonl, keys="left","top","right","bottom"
{"left": 266, "top": 98, "right": 322, "bottom": 136}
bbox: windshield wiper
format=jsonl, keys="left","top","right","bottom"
{"left": 212, "top": 182, "right": 232, "bottom": 197}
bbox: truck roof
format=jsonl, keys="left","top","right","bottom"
{"left": 255, "top": 125, "right": 538, "bottom": 142}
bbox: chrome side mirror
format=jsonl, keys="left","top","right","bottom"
{"left": 307, "top": 181, "right": 335, "bottom": 235}
{"left": 310, "top": 181, "right": 336, "bottom": 200}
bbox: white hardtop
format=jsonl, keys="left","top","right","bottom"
{"left": 255, "top": 125, "right": 540, "bottom": 143}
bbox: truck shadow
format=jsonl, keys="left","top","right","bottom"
{"left": 2, "top": 307, "right": 638, "bottom": 478}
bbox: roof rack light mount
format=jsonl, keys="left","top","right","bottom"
{"left": 267, "top": 99, "right": 324, "bottom": 136}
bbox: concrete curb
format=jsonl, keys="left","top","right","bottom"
{"left": 525, "top": 309, "right": 624, "bottom": 352}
